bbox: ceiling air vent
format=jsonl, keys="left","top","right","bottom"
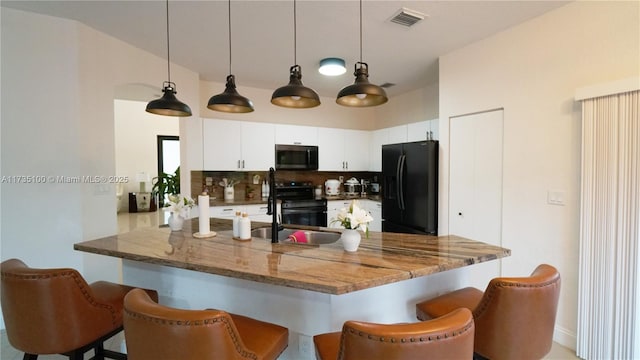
{"left": 389, "top": 8, "right": 426, "bottom": 27}
{"left": 380, "top": 83, "right": 396, "bottom": 89}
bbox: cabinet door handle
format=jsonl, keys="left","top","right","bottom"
{"left": 242, "top": 160, "right": 245, "bottom": 169}
{"left": 237, "top": 160, "right": 241, "bottom": 169}
{"left": 345, "top": 161, "right": 348, "bottom": 170}
{"left": 294, "top": 141, "right": 301, "bottom": 145}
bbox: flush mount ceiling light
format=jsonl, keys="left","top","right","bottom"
{"left": 336, "top": 0, "right": 388, "bottom": 107}
{"left": 319, "top": 58, "right": 346, "bottom": 76}
{"left": 208, "top": 0, "right": 254, "bottom": 113}
{"left": 146, "top": 0, "right": 192, "bottom": 117}
{"left": 271, "top": 0, "right": 320, "bottom": 109}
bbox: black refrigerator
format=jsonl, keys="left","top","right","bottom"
{"left": 382, "top": 140, "right": 438, "bottom": 235}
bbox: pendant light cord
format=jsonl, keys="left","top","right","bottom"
{"left": 228, "top": 0, "right": 232, "bottom": 74}
{"left": 359, "top": 0, "right": 362, "bottom": 63}
{"left": 165, "top": 0, "right": 172, "bottom": 84}
{"left": 293, "top": 0, "right": 297, "bottom": 65}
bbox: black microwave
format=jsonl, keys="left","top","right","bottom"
{"left": 275, "top": 144, "right": 319, "bottom": 170}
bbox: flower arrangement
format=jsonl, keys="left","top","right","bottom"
{"left": 163, "top": 194, "right": 195, "bottom": 218}
{"left": 331, "top": 200, "right": 374, "bottom": 237}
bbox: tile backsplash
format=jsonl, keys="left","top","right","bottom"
{"left": 191, "top": 170, "right": 381, "bottom": 202}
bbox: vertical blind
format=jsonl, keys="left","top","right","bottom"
{"left": 578, "top": 90, "right": 639, "bottom": 359}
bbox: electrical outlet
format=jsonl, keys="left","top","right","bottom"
{"left": 299, "top": 334, "right": 313, "bottom": 358}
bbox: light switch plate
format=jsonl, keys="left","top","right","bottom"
{"left": 547, "top": 190, "right": 566, "bottom": 206}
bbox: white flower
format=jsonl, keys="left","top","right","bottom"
{"left": 163, "top": 194, "right": 195, "bottom": 218}
{"left": 331, "top": 200, "right": 374, "bottom": 237}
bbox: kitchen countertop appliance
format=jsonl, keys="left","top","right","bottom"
{"left": 382, "top": 140, "right": 439, "bottom": 235}
{"left": 324, "top": 179, "right": 340, "bottom": 196}
{"left": 344, "top": 177, "right": 360, "bottom": 196}
{"left": 277, "top": 181, "right": 327, "bottom": 227}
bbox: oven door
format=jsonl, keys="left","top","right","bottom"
{"left": 281, "top": 207, "right": 327, "bottom": 227}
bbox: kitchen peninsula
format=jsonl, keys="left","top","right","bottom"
{"left": 75, "top": 219, "right": 509, "bottom": 359}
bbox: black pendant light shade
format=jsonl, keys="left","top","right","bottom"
{"left": 146, "top": 82, "right": 192, "bottom": 116}
{"left": 336, "top": 62, "right": 388, "bottom": 107}
{"left": 271, "top": 65, "right": 320, "bottom": 108}
{"left": 208, "top": 0, "right": 254, "bottom": 113}
{"left": 146, "top": 0, "right": 192, "bottom": 117}
{"left": 272, "top": 0, "right": 320, "bottom": 109}
{"left": 208, "top": 75, "right": 254, "bottom": 113}
{"left": 337, "top": 0, "right": 388, "bottom": 107}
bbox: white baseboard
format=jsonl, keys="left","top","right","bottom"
{"left": 554, "top": 324, "right": 577, "bottom": 351}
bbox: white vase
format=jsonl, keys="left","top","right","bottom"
{"left": 341, "top": 229, "right": 361, "bottom": 252}
{"left": 168, "top": 212, "right": 185, "bottom": 231}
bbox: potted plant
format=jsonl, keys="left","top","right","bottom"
{"left": 152, "top": 166, "right": 180, "bottom": 207}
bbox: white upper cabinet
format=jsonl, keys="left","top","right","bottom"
{"left": 318, "top": 128, "right": 370, "bottom": 171}
{"left": 275, "top": 124, "right": 318, "bottom": 145}
{"left": 203, "top": 119, "right": 274, "bottom": 171}
{"left": 369, "top": 129, "right": 388, "bottom": 172}
{"left": 387, "top": 125, "right": 408, "bottom": 144}
{"left": 203, "top": 119, "right": 242, "bottom": 171}
{"left": 343, "top": 129, "right": 370, "bottom": 171}
{"left": 318, "top": 128, "right": 345, "bottom": 171}
{"left": 241, "top": 122, "right": 275, "bottom": 171}
{"left": 407, "top": 119, "right": 439, "bottom": 142}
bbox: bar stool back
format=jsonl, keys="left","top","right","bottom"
{"left": 1, "top": 258, "right": 158, "bottom": 360}
{"left": 123, "top": 288, "right": 289, "bottom": 360}
{"left": 416, "top": 264, "right": 561, "bottom": 360}
{"left": 314, "top": 308, "right": 474, "bottom": 360}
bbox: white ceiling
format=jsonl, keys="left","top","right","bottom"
{"left": 2, "top": 0, "right": 569, "bottom": 98}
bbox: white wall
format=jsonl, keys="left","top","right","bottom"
{"left": 1, "top": 7, "right": 83, "bottom": 269}
{"left": 374, "top": 82, "right": 439, "bottom": 129}
{"left": 437, "top": 1, "right": 639, "bottom": 349}
{"left": 0, "top": 6, "right": 199, "bottom": 311}
{"left": 114, "top": 99, "right": 179, "bottom": 211}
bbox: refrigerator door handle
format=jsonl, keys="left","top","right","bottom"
{"left": 398, "top": 154, "right": 406, "bottom": 210}
{"left": 395, "top": 155, "right": 403, "bottom": 210}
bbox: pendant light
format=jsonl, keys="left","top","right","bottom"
{"left": 336, "top": 0, "right": 388, "bottom": 107}
{"left": 208, "top": 0, "right": 254, "bottom": 113}
{"left": 146, "top": 0, "right": 192, "bottom": 117}
{"left": 271, "top": 0, "right": 320, "bottom": 109}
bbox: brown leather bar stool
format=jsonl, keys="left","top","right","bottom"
{"left": 313, "top": 308, "right": 474, "bottom": 360}
{"left": 0, "top": 258, "right": 158, "bottom": 360}
{"left": 415, "top": 264, "right": 561, "bottom": 360}
{"left": 123, "top": 288, "right": 289, "bottom": 360}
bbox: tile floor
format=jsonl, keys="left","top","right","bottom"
{"left": 1, "top": 212, "right": 581, "bottom": 359}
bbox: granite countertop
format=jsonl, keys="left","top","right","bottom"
{"left": 74, "top": 219, "right": 510, "bottom": 295}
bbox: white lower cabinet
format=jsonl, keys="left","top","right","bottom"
{"left": 244, "top": 204, "right": 280, "bottom": 223}
{"left": 326, "top": 200, "right": 351, "bottom": 229}
{"left": 210, "top": 204, "right": 278, "bottom": 223}
{"left": 326, "top": 200, "right": 381, "bottom": 232}
{"left": 365, "top": 201, "right": 382, "bottom": 232}
{"left": 210, "top": 205, "right": 242, "bottom": 219}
